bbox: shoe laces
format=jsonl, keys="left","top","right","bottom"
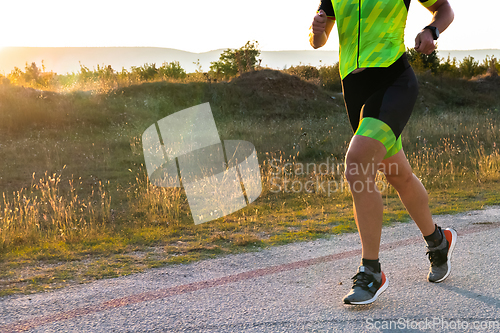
{"left": 351, "top": 271, "right": 375, "bottom": 290}
{"left": 426, "top": 248, "right": 447, "bottom": 267}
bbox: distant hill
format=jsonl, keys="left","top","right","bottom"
{"left": 0, "top": 47, "right": 498, "bottom": 75}
{"left": 0, "top": 47, "right": 223, "bottom": 75}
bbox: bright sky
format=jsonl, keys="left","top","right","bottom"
{"left": 0, "top": 0, "right": 499, "bottom": 52}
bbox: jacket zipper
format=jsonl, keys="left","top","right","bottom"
{"left": 357, "top": 0, "right": 361, "bottom": 68}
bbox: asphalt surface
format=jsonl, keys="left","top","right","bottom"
{"left": 1, "top": 206, "right": 500, "bottom": 332}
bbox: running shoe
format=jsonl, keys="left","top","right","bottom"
{"left": 343, "top": 265, "right": 388, "bottom": 305}
{"left": 427, "top": 227, "right": 457, "bottom": 283}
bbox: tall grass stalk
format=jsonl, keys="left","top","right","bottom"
{"left": 126, "top": 172, "right": 187, "bottom": 228}
{"left": 0, "top": 172, "right": 111, "bottom": 250}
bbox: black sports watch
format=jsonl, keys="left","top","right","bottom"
{"left": 423, "top": 25, "right": 439, "bottom": 40}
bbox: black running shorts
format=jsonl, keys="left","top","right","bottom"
{"left": 341, "top": 53, "right": 419, "bottom": 159}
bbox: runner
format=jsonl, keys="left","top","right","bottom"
{"left": 310, "top": 0, "right": 457, "bottom": 305}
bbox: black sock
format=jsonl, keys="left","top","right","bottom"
{"left": 361, "top": 258, "right": 380, "bottom": 273}
{"left": 424, "top": 224, "right": 443, "bottom": 247}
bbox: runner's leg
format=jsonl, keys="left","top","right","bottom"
{"left": 379, "top": 149, "right": 435, "bottom": 236}
{"left": 345, "top": 135, "right": 387, "bottom": 260}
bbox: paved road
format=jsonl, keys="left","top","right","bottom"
{"left": 1, "top": 207, "right": 500, "bottom": 332}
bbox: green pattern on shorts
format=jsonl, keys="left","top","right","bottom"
{"left": 355, "top": 117, "right": 402, "bottom": 159}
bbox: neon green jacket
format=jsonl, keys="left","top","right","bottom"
{"left": 320, "top": 0, "right": 438, "bottom": 79}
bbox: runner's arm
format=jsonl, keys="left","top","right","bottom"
{"left": 309, "top": 10, "right": 335, "bottom": 49}
{"left": 415, "top": 0, "right": 454, "bottom": 54}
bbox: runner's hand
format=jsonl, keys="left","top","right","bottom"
{"left": 414, "top": 29, "right": 435, "bottom": 55}
{"left": 312, "top": 10, "right": 327, "bottom": 35}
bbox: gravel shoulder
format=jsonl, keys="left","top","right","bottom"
{"left": 1, "top": 206, "right": 500, "bottom": 332}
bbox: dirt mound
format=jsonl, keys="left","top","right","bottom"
{"left": 470, "top": 71, "right": 500, "bottom": 93}
{"left": 230, "top": 69, "right": 328, "bottom": 100}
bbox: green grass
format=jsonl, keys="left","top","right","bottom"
{"left": 0, "top": 70, "right": 499, "bottom": 297}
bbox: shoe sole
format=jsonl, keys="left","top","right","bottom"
{"left": 344, "top": 272, "right": 389, "bottom": 305}
{"left": 432, "top": 228, "right": 457, "bottom": 283}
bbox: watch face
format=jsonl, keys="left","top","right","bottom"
{"left": 425, "top": 26, "right": 439, "bottom": 40}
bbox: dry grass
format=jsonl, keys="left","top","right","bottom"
{"left": 1, "top": 171, "right": 111, "bottom": 250}
{"left": 0, "top": 66, "right": 499, "bottom": 296}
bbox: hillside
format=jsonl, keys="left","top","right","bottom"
{"left": 1, "top": 47, "right": 498, "bottom": 75}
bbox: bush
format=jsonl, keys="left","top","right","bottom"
{"left": 6, "top": 62, "right": 56, "bottom": 88}
{"left": 284, "top": 65, "right": 319, "bottom": 80}
{"left": 458, "top": 56, "right": 480, "bottom": 78}
{"left": 457, "top": 56, "right": 493, "bottom": 78}
{"left": 159, "top": 61, "right": 186, "bottom": 80}
{"left": 210, "top": 41, "right": 261, "bottom": 80}
{"left": 131, "top": 63, "right": 158, "bottom": 81}
{"left": 437, "top": 55, "right": 460, "bottom": 78}
{"left": 318, "top": 63, "right": 341, "bottom": 91}
{"left": 281, "top": 63, "right": 341, "bottom": 92}
{"left": 480, "top": 56, "right": 499, "bottom": 77}
{"left": 407, "top": 48, "right": 440, "bottom": 74}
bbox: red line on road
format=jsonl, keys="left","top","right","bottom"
{"left": 2, "top": 222, "right": 498, "bottom": 332}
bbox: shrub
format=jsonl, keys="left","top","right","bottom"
{"left": 407, "top": 48, "right": 440, "bottom": 74}
{"left": 438, "top": 55, "right": 460, "bottom": 78}
{"left": 318, "top": 62, "right": 341, "bottom": 91}
{"left": 6, "top": 62, "right": 56, "bottom": 88}
{"left": 458, "top": 56, "right": 488, "bottom": 78}
{"left": 210, "top": 41, "right": 261, "bottom": 80}
{"left": 159, "top": 61, "right": 186, "bottom": 80}
{"left": 481, "top": 56, "right": 499, "bottom": 77}
{"left": 131, "top": 63, "right": 158, "bottom": 81}
{"left": 282, "top": 63, "right": 341, "bottom": 92}
{"left": 284, "top": 65, "right": 319, "bottom": 80}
